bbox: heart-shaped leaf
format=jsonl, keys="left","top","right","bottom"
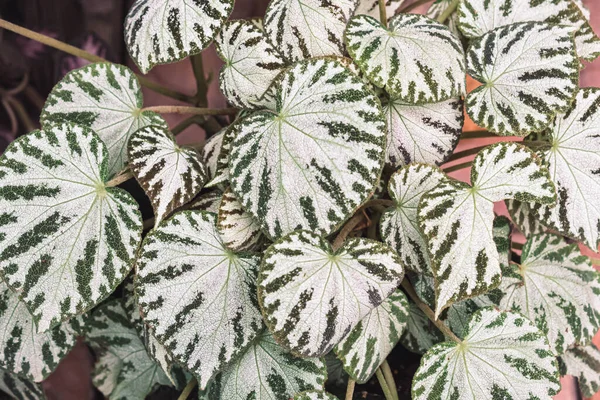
{"left": 229, "top": 58, "right": 386, "bottom": 239}
{"left": 354, "top": 0, "right": 407, "bottom": 22}
{"left": 0, "top": 369, "right": 44, "bottom": 400}
{"left": 0, "top": 124, "right": 142, "bottom": 332}
{"left": 259, "top": 230, "right": 404, "bottom": 357}
{"left": 294, "top": 390, "right": 338, "bottom": 400}
{"left": 559, "top": 344, "right": 600, "bottom": 397}
{"left": 412, "top": 308, "right": 561, "bottom": 399}
{"left": 124, "top": 0, "right": 234, "bottom": 73}
{"left": 135, "top": 210, "right": 263, "bottom": 389}
{"left": 345, "top": 13, "right": 466, "bottom": 104}
{"left": 400, "top": 300, "right": 444, "bottom": 354}
{"left": 465, "top": 22, "right": 578, "bottom": 136}
{"left": 217, "top": 188, "right": 263, "bottom": 251}
{"left": 40, "top": 63, "right": 163, "bottom": 176}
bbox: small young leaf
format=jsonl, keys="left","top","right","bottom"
{"left": 0, "top": 368, "right": 44, "bottom": 400}
{"left": 189, "top": 190, "right": 223, "bottom": 214}
{"left": 294, "top": 390, "right": 338, "bottom": 400}
{"left": 217, "top": 188, "right": 263, "bottom": 251}
{"left": 206, "top": 124, "right": 237, "bottom": 188}
{"left": 559, "top": 344, "right": 600, "bottom": 397}
{"left": 201, "top": 130, "right": 225, "bottom": 182}
{"left": 400, "top": 301, "right": 444, "bottom": 354}
{"left": 354, "top": 0, "right": 407, "bottom": 22}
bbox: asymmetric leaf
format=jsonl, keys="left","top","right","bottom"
{"left": 229, "top": 58, "right": 386, "bottom": 239}
{"left": 0, "top": 124, "right": 142, "bottom": 332}
{"left": 40, "top": 63, "right": 163, "bottom": 176}
{"left": 354, "top": 0, "right": 406, "bottom": 22}
{"left": 400, "top": 300, "right": 444, "bottom": 354}
{"left": 135, "top": 211, "right": 263, "bottom": 389}
{"left": 345, "top": 14, "right": 466, "bottom": 103}
{"left": 559, "top": 344, "right": 600, "bottom": 397}
{"left": 0, "top": 369, "right": 44, "bottom": 400}
{"left": 412, "top": 308, "right": 561, "bottom": 399}
{"left": 217, "top": 188, "right": 263, "bottom": 251}
{"left": 294, "top": 390, "right": 338, "bottom": 400}
{"left": 465, "top": 22, "right": 578, "bottom": 136}
{"left": 124, "top": 0, "right": 234, "bottom": 73}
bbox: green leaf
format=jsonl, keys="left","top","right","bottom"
{"left": 0, "top": 369, "right": 44, "bottom": 400}
{"left": 418, "top": 142, "right": 555, "bottom": 315}
{"left": 0, "top": 124, "right": 142, "bottom": 332}
{"left": 506, "top": 199, "right": 546, "bottom": 237}
{"left": 559, "top": 344, "right": 600, "bottom": 397}
{"left": 201, "top": 331, "right": 327, "bottom": 400}
{"left": 384, "top": 98, "right": 463, "bottom": 168}
{"left": 40, "top": 63, "right": 163, "bottom": 176}
{"left": 124, "top": 0, "right": 234, "bottom": 73}
{"left": 345, "top": 13, "right": 466, "bottom": 104}
{"left": 87, "top": 300, "right": 172, "bottom": 400}
{"left": 216, "top": 20, "right": 286, "bottom": 108}
{"left": 413, "top": 308, "right": 561, "bottom": 399}
{"left": 354, "top": 0, "right": 407, "bottom": 22}
{"left": 400, "top": 300, "right": 444, "bottom": 354}
{"left": 217, "top": 188, "right": 263, "bottom": 251}
{"left": 465, "top": 22, "right": 579, "bottom": 136}
{"left": 128, "top": 124, "right": 208, "bottom": 225}
{"left": 259, "top": 230, "right": 404, "bottom": 357}
{"left": 189, "top": 190, "right": 223, "bottom": 214}
{"left": 135, "top": 210, "right": 263, "bottom": 389}
{"left": 333, "top": 289, "right": 409, "bottom": 383}
{"left": 294, "top": 390, "right": 338, "bottom": 400}
{"left": 229, "top": 58, "right": 386, "bottom": 239}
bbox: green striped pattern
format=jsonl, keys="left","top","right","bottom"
{"left": 400, "top": 300, "right": 444, "bottom": 354}
{"left": 413, "top": 308, "right": 560, "bottom": 399}
{"left": 229, "top": 58, "right": 386, "bottom": 239}
{"left": 124, "top": 0, "right": 234, "bottom": 73}
{"left": 559, "top": 344, "right": 600, "bottom": 397}
{"left": 135, "top": 211, "right": 263, "bottom": 389}
{"left": 466, "top": 22, "right": 579, "bottom": 136}
{"left": 128, "top": 124, "right": 208, "bottom": 225}
{"left": 201, "top": 129, "right": 225, "bottom": 183}
{"left": 0, "top": 124, "right": 142, "bottom": 332}
{"left": 216, "top": 20, "right": 286, "bottom": 108}
{"left": 385, "top": 98, "right": 463, "bottom": 168}
{"left": 206, "top": 124, "right": 237, "bottom": 188}
{"left": 418, "top": 142, "right": 555, "bottom": 316}
{"left": 345, "top": 14, "right": 466, "bottom": 104}
{"left": 354, "top": 0, "right": 407, "bottom": 22}
{"left": 264, "top": 0, "right": 356, "bottom": 62}
{"left": 217, "top": 188, "right": 263, "bottom": 251}
{"left": 189, "top": 190, "right": 223, "bottom": 214}
{"left": 40, "top": 63, "right": 162, "bottom": 176}
{"left": 87, "top": 300, "right": 172, "bottom": 400}
{"left": 333, "top": 289, "right": 409, "bottom": 383}
{"left": 0, "top": 369, "right": 44, "bottom": 400}
{"left": 506, "top": 199, "right": 546, "bottom": 237}
{"left": 294, "top": 390, "right": 338, "bottom": 400}
{"left": 200, "top": 331, "right": 327, "bottom": 400}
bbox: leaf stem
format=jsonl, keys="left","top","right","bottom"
{"left": 446, "top": 146, "right": 485, "bottom": 163}
{"left": 436, "top": 0, "right": 460, "bottom": 23}
{"left": 460, "top": 130, "right": 497, "bottom": 140}
{"left": 190, "top": 54, "right": 208, "bottom": 107}
{"left": 142, "top": 106, "right": 238, "bottom": 116}
{"left": 376, "top": 368, "right": 395, "bottom": 400}
{"left": 443, "top": 160, "right": 472, "bottom": 173}
{"left": 379, "top": 0, "right": 388, "bottom": 26}
{"left": 332, "top": 212, "right": 366, "bottom": 251}
{"left": 401, "top": 279, "right": 461, "bottom": 343}
{"left": 381, "top": 360, "right": 399, "bottom": 400}
{"left": 363, "top": 198, "right": 394, "bottom": 209}
{"left": 345, "top": 379, "right": 356, "bottom": 400}
{"left": 105, "top": 170, "right": 134, "bottom": 187}
{"left": 398, "top": 0, "right": 433, "bottom": 14}
{"left": 177, "top": 378, "right": 197, "bottom": 400}
{"left": 172, "top": 115, "right": 204, "bottom": 136}
{"left": 5, "top": 97, "right": 36, "bottom": 132}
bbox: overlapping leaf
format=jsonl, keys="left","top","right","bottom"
{"left": 40, "top": 63, "right": 163, "bottom": 176}
{"left": 0, "top": 369, "right": 44, "bottom": 400}
{"left": 354, "top": 0, "right": 406, "bottom": 22}
{"left": 413, "top": 308, "right": 560, "bottom": 399}
{"left": 400, "top": 300, "right": 444, "bottom": 354}
{"left": 124, "top": 0, "right": 234, "bottom": 73}
{"left": 426, "top": 0, "right": 462, "bottom": 38}
{"left": 559, "top": 344, "right": 600, "bottom": 397}
{"left": 345, "top": 13, "right": 466, "bottom": 104}
{"left": 206, "top": 124, "right": 236, "bottom": 188}
{"left": 294, "top": 390, "right": 338, "bottom": 400}
{"left": 229, "top": 58, "right": 386, "bottom": 239}
{"left": 259, "top": 230, "right": 404, "bottom": 357}
{"left": 135, "top": 211, "right": 263, "bottom": 389}
{"left": 201, "top": 130, "right": 225, "bottom": 182}
{"left": 506, "top": 199, "right": 546, "bottom": 237}
{"left": 189, "top": 190, "right": 223, "bottom": 214}
{"left": 465, "top": 22, "right": 579, "bottom": 136}
{"left": 217, "top": 188, "right": 263, "bottom": 251}
{"left": 0, "top": 124, "right": 142, "bottom": 332}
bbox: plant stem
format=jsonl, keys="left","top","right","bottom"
{"left": 345, "top": 379, "right": 356, "bottom": 400}
{"left": 436, "top": 0, "right": 460, "bottom": 23}
{"left": 2, "top": 98, "right": 18, "bottom": 135}
{"left": 177, "top": 378, "right": 197, "bottom": 400}
{"left": 190, "top": 54, "right": 208, "bottom": 107}
{"left": 5, "top": 97, "right": 36, "bottom": 132}
{"left": 379, "top": 0, "right": 388, "bottom": 26}
{"left": 172, "top": 115, "right": 203, "bottom": 136}
{"left": 363, "top": 198, "right": 395, "bottom": 209}
{"left": 399, "top": 0, "right": 433, "bottom": 13}
{"left": 381, "top": 360, "right": 399, "bottom": 400}
{"left": 446, "top": 146, "right": 486, "bottom": 163}
{"left": 142, "top": 106, "right": 238, "bottom": 116}
{"left": 401, "top": 279, "right": 461, "bottom": 343}
{"left": 367, "top": 210, "right": 382, "bottom": 241}
{"left": 460, "top": 130, "right": 496, "bottom": 140}
{"left": 376, "top": 368, "right": 395, "bottom": 400}
{"left": 443, "top": 160, "right": 472, "bottom": 173}
{"left": 23, "top": 86, "right": 46, "bottom": 110}
{"left": 332, "top": 212, "right": 366, "bottom": 251}
{"left": 512, "top": 242, "right": 524, "bottom": 251}
{"left": 105, "top": 170, "right": 134, "bottom": 187}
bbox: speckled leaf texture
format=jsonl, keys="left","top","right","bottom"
{"left": 380, "top": 164, "right": 447, "bottom": 275}
{"left": 334, "top": 289, "right": 409, "bottom": 383}
{"left": 259, "top": 230, "right": 404, "bottom": 357}
{"left": 216, "top": 20, "right": 286, "bottom": 108}
{"left": 200, "top": 331, "right": 327, "bottom": 400}
{"left": 497, "top": 234, "right": 600, "bottom": 355}
{"left": 87, "top": 300, "right": 172, "bottom": 400}
{"left": 294, "top": 390, "right": 338, "bottom": 400}
{"left": 124, "top": 0, "right": 234, "bottom": 73}
{"left": 465, "top": 22, "right": 579, "bottom": 136}
{"left": 345, "top": 13, "right": 466, "bottom": 104}
{"left": 135, "top": 211, "right": 263, "bottom": 389}
{"left": 559, "top": 344, "right": 600, "bottom": 397}
{"left": 264, "top": 0, "right": 356, "bottom": 62}
{"left": 0, "top": 369, "right": 44, "bottom": 400}
{"left": 412, "top": 308, "right": 561, "bottom": 399}
{"left": 457, "top": 0, "right": 600, "bottom": 61}
{"left": 128, "top": 124, "right": 208, "bottom": 225}
{"left": 354, "top": 0, "right": 406, "bottom": 22}
{"left": 229, "top": 58, "right": 386, "bottom": 239}
{"left": 40, "top": 63, "right": 163, "bottom": 176}
{"left": 400, "top": 300, "right": 444, "bottom": 354}
{"left": 217, "top": 188, "right": 263, "bottom": 251}
{"left": 384, "top": 97, "right": 463, "bottom": 168}
{"left": 0, "top": 124, "right": 142, "bottom": 332}
{"left": 418, "top": 142, "right": 555, "bottom": 316}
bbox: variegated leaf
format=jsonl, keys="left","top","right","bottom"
{"left": 135, "top": 211, "right": 263, "bottom": 389}
{"left": 380, "top": 164, "right": 447, "bottom": 275}
{"left": 333, "top": 289, "right": 409, "bottom": 383}
{"left": 426, "top": 0, "right": 462, "bottom": 38}
{"left": 216, "top": 20, "right": 286, "bottom": 108}
{"left": 559, "top": 344, "right": 600, "bottom": 397}
{"left": 294, "top": 390, "right": 338, "bottom": 400}
{"left": 128, "top": 124, "right": 208, "bottom": 225}
{"left": 201, "top": 131, "right": 225, "bottom": 182}
{"left": 400, "top": 300, "right": 443, "bottom": 354}
{"left": 124, "top": 0, "right": 234, "bottom": 73}
{"left": 229, "top": 58, "right": 386, "bottom": 239}
{"left": 412, "top": 308, "right": 561, "bottom": 399}
{"left": 264, "top": 0, "right": 356, "bottom": 62}
{"left": 0, "top": 369, "right": 44, "bottom": 400}
{"left": 465, "top": 22, "right": 579, "bottom": 136}
{"left": 87, "top": 300, "right": 172, "bottom": 400}
{"left": 217, "top": 188, "right": 263, "bottom": 251}
{"left": 200, "top": 331, "right": 327, "bottom": 400}
{"left": 384, "top": 98, "right": 463, "bottom": 168}
{"left": 40, "top": 63, "right": 163, "bottom": 176}
{"left": 418, "top": 142, "right": 555, "bottom": 316}
{"left": 497, "top": 234, "right": 600, "bottom": 355}
{"left": 345, "top": 13, "right": 466, "bottom": 104}
{"left": 259, "top": 230, "right": 404, "bottom": 357}
{"left": 506, "top": 199, "right": 546, "bottom": 237}
{"left": 189, "top": 190, "right": 223, "bottom": 213}
{"left": 0, "top": 124, "right": 142, "bottom": 332}
{"left": 206, "top": 124, "right": 236, "bottom": 188}
{"left": 354, "top": 0, "right": 406, "bottom": 22}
